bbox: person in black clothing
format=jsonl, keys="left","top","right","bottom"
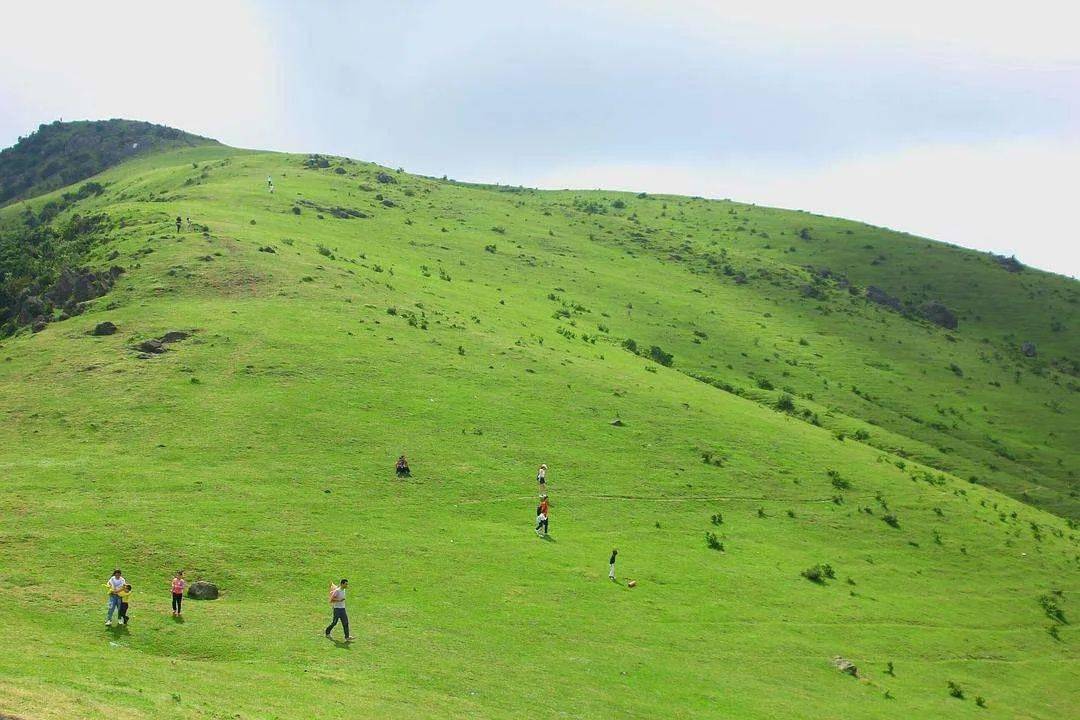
{"left": 395, "top": 455, "right": 411, "bottom": 478}
{"left": 175, "top": 216, "right": 182, "bottom": 232}
{"left": 118, "top": 584, "right": 132, "bottom": 624}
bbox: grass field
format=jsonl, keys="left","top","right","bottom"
{"left": 0, "top": 139, "right": 1076, "bottom": 719}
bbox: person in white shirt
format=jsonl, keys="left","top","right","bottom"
{"left": 537, "top": 463, "right": 547, "bottom": 495}
{"left": 105, "top": 569, "right": 126, "bottom": 626}
{"left": 325, "top": 579, "right": 354, "bottom": 641}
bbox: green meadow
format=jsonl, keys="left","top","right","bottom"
{"left": 0, "top": 132, "right": 1076, "bottom": 719}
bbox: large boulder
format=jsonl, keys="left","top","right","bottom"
{"left": 375, "top": 171, "right": 397, "bottom": 184}
{"left": 921, "top": 302, "right": 958, "bottom": 330}
{"left": 91, "top": 321, "right": 118, "bottom": 336}
{"left": 1021, "top": 342, "right": 1037, "bottom": 357}
{"left": 136, "top": 339, "right": 165, "bottom": 354}
{"left": 187, "top": 581, "right": 219, "bottom": 600}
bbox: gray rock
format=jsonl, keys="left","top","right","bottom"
{"left": 136, "top": 339, "right": 165, "bottom": 354}
{"left": 866, "top": 286, "right": 901, "bottom": 311}
{"left": 1021, "top": 341, "right": 1037, "bottom": 357}
{"left": 187, "top": 581, "right": 219, "bottom": 600}
{"left": 921, "top": 302, "right": 958, "bottom": 330}
{"left": 610, "top": 418, "right": 625, "bottom": 427}
{"left": 160, "top": 331, "right": 189, "bottom": 343}
{"left": 92, "top": 321, "right": 118, "bottom": 336}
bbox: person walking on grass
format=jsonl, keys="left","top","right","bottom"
{"left": 325, "top": 579, "right": 355, "bottom": 641}
{"left": 117, "top": 584, "right": 132, "bottom": 625}
{"left": 537, "top": 463, "right": 547, "bottom": 495}
{"left": 609, "top": 549, "right": 618, "bottom": 581}
{"left": 171, "top": 570, "right": 186, "bottom": 617}
{"left": 535, "top": 495, "right": 549, "bottom": 537}
{"left": 105, "top": 569, "right": 126, "bottom": 626}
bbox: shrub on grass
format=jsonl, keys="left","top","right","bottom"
{"left": 975, "top": 696, "right": 987, "bottom": 708}
{"left": 611, "top": 198, "right": 626, "bottom": 209}
{"left": 484, "top": 244, "right": 497, "bottom": 253}
{"left": 801, "top": 563, "right": 835, "bottom": 584}
{"left": 948, "top": 681, "right": 964, "bottom": 700}
{"left": 827, "top": 469, "right": 851, "bottom": 490}
{"left": 491, "top": 226, "right": 506, "bottom": 234}
{"left": 710, "top": 513, "right": 723, "bottom": 526}
{"left": 705, "top": 532, "right": 723, "bottom": 551}
{"left": 622, "top": 338, "right": 638, "bottom": 353}
{"left": 291, "top": 206, "right": 301, "bottom": 215}
{"left": 776, "top": 394, "right": 795, "bottom": 412}
{"left": 376, "top": 172, "right": 396, "bottom": 184}
{"left": 755, "top": 376, "right": 774, "bottom": 390}
{"left": 317, "top": 244, "right": 333, "bottom": 258}
{"left": 882, "top": 513, "right": 900, "bottom": 528}
{"left": 1038, "top": 593, "right": 1066, "bottom": 624}
{"left": 885, "top": 661, "right": 895, "bottom": 676}
{"left": 853, "top": 429, "right": 870, "bottom": 441}
{"left": 648, "top": 345, "right": 674, "bottom": 366}
{"left": 701, "top": 450, "right": 725, "bottom": 467}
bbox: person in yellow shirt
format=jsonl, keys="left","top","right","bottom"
{"left": 116, "top": 584, "right": 132, "bottom": 625}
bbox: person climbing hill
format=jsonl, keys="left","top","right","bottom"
{"left": 325, "top": 579, "right": 355, "bottom": 641}
{"left": 175, "top": 215, "right": 182, "bottom": 232}
{"left": 395, "top": 455, "right": 411, "bottom": 478}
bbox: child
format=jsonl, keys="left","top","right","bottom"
{"left": 609, "top": 549, "right": 618, "bottom": 581}
{"left": 171, "top": 570, "right": 186, "bottom": 616}
{"left": 117, "top": 584, "right": 132, "bottom": 625}
{"left": 537, "top": 464, "right": 547, "bottom": 494}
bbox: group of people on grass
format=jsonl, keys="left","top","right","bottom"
{"left": 102, "top": 458, "right": 622, "bottom": 638}
{"left": 104, "top": 569, "right": 186, "bottom": 626}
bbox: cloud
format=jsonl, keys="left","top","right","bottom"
{"left": 529, "top": 136, "right": 1080, "bottom": 278}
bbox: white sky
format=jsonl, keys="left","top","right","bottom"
{"left": 1, "top": 0, "right": 1077, "bottom": 277}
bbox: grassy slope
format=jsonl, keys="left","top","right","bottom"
{"left": 0, "top": 145, "right": 1076, "bottom": 719}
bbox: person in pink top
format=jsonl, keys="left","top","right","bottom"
{"left": 171, "top": 570, "right": 186, "bottom": 617}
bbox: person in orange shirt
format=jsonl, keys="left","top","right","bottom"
{"left": 535, "top": 495, "right": 549, "bottom": 537}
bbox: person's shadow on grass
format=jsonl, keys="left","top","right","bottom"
{"left": 172, "top": 614, "right": 186, "bottom": 624}
{"left": 326, "top": 637, "right": 353, "bottom": 650}
{"left": 107, "top": 624, "right": 131, "bottom": 637}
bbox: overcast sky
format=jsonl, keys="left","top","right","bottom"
{"left": 2, "top": 1, "right": 1077, "bottom": 276}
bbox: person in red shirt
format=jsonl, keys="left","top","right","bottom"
{"left": 171, "top": 570, "right": 186, "bottom": 617}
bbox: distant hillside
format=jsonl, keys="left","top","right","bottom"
{"left": 0, "top": 119, "right": 217, "bottom": 206}
{"left": 0, "top": 130, "right": 1076, "bottom": 720}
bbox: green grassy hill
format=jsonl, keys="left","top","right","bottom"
{"left": 0, "top": 127, "right": 1076, "bottom": 719}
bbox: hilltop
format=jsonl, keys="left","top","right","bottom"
{"left": 0, "top": 119, "right": 217, "bottom": 207}
{"left": 0, "top": 124, "right": 1076, "bottom": 719}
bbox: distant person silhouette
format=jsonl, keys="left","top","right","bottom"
{"left": 175, "top": 216, "right": 182, "bottom": 233}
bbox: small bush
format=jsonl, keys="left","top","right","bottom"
{"left": 710, "top": 513, "right": 723, "bottom": 526}
{"left": 755, "top": 377, "right": 775, "bottom": 390}
{"left": 827, "top": 469, "right": 852, "bottom": 490}
{"left": 882, "top": 513, "right": 900, "bottom": 528}
{"left": 885, "top": 661, "right": 895, "bottom": 676}
{"left": 948, "top": 681, "right": 964, "bottom": 700}
{"left": 291, "top": 206, "right": 301, "bottom": 215}
{"left": 1039, "top": 593, "right": 1066, "bottom": 624}
{"left": 317, "top": 244, "right": 333, "bottom": 258}
{"left": 376, "top": 172, "right": 397, "bottom": 184}
{"left": 801, "top": 563, "right": 835, "bottom": 584}
{"left": 611, "top": 199, "right": 626, "bottom": 209}
{"left": 622, "top": 338, "right": 638, "bottom": 353}
{"left": 776, "top": 394, "right": 795, "bottom": 412}
{"left": 648, "top": 345, "right": 674, "bottom": 367}
{"left": 975, "top": 696, "right": 987, "bottom": 708}
{"left": 491, "top": 226, "right": 506, "bottom": 234}
{"left": 853, "top": 429, "right": 870, "bottom": 441}
{"left": 484, "top": 244, "right": 497, "bottom": 253}
{"left": 705, "top": 532, "right": 723, "bottom": 551}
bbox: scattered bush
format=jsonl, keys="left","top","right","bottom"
{"left": 975, "top": 696, "right": 987, "bottom": 708}
{"left": 376, "top": 172, "right": 397, "bottom": 184}
{"left": 755, "top": 377, "right": 775, "bottom": 390}
{"left": 291, "top": 206, "right": 301, "bottom": 215}
{"left": 317, "top": 244, "right": 333, "bottom": 258}
{"left": 611, "top": 199, "right": 626, "bottom": 209}
{"left": 801, "top": 563, "right": 835, "bottom": 584}
{"left": 776, "top": 394, "right": 795, "bottom": 412}
{"left": 622, "top": 338, "right": 638, "bottom": 353}
{"left": 882, "top": 513, "right": 900, "bottom": 528}
{"left": 827, "top": 469, "right": 852, "bottom": 490}
{"left": 710, "top": 513, "right": 723, "bottom": 526}
{"left": 705, "top": 532, "right": 724, "bottom": 551}
{"left": 948, "top": 681, "right": 964, "bottom": 700}
{"left": 648, "top": 345, "right": 674, "bottom": 367}
{"left": 484, "top": 244, "right": 497, "bottom": 253}
{"left": 1039, "top": 593, "right": 1066, "bottom": 624}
